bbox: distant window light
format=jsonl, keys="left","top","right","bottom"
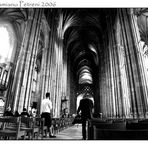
{"left": 89, "top": 44, "right": 97, "bottom": 54}
{"left": 79, "top": 73, "right": 93, "bottom": 84}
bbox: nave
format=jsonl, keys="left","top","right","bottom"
{"left": 1, "top": 8, "right": 148, "bottom": 140}
{"left": 40, "top": 125, "right": 82, "bottom": 140}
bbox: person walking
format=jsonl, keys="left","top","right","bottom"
{"left": 41, "top": 92, "right": 56, "bottom": 138}
{"left": 77, "top": 93, "right": 94, "bottom": 140}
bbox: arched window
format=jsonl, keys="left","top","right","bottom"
{"left": 0, "top": 22, "right": 15, "bottom": 64}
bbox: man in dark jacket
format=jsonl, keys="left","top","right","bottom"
{"left": 21, "top": 108, "right": 30, "bottom": 117}
{"left": 3, "top": 106, "right": 14, "bottom": 116}
{"left": 77, "top": 94, "right": 94, "bottom": 140}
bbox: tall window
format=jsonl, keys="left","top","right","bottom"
{"left": 0, "top": 22, "right": 15, "bottom": 64}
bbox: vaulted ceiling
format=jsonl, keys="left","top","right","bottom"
{"left": 60, "top": 8, "right": 115, "bottom": 87}
{"left": 0, "top": 8, "right": 118, "bottom": 92}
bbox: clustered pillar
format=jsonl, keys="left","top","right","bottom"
{"left": 38, "top": 11, "right": 69, "bottom": 117}
{"left": 10, "top": 10, "right": 73, "bottom": 117}
{"left": 11, "top": 9, "right": 43, "bottom": 113}
{"left": 98, "top": 8, "right": 148, "bottom": 119}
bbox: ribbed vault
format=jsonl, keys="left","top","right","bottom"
{"left": 63, "top": 8, "right": 107, "bottom": 94}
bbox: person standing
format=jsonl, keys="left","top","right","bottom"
{"left": 77, "top": 93, "right": 94, "bottom": 140}
{"left": 41, "top": 92, "right": 56, "bottom": 138}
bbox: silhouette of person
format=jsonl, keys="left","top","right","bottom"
{"left": 14, "top": 111, "right": 20, "bottom": 117}
{"left": 3, "top": 106, "right": 14, "bottom": 116}
{"left": 21, "top": 108, "right": 30, "bottom": 117}
{"left": 77, "top": 93, "right": 94, "bottom": 140}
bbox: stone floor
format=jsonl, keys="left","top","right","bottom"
{"left": 40, "top": 124, "right": 82, "bottom": 140}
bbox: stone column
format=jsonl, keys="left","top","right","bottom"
{"left": 108, "top": 43, "right": 116, "bottom": 118}
{"left": 37, "top": 19, "right": 51, "bottom": 114}
{"left": 118, "top": 8, "right": 148, "bottom": 118}
{"left": 24, "top": 9, "right": 43, "bottom": 109}
{"left": 67, "top": 56, "right": 71, "bottom": 114}
{"left": 98, "top": 12, "right": 129, "bottom": 119}
{"left": 39, "top": 11, "right": 66, "bottom": 117}
{"left": 114, "top": 13, "right": 131, "bottom": 118}
{"left": 106, "top": 45, "right": 114, "bottom": 118}
{"left": 12, "top": 9, "right": 43, "bottom": 113}
{"left": 130, "top": 9, "right": 148, "bottom": 117}
{"left": 12, "top": 9, "right": 35, "bottom": 112}
{"left": 106, "top": 14, "right": 124, "bottom": 118}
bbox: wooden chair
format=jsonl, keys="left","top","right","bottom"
{"left": 52, "top": 118, "right": 60, "bottom": 134}
{"left": 93, "top": 122, "right": 126, "bottom": 140}
{"left": 64, "top": 118, "right": 68, "bottom": 128}
{"left": 0, "top": 117, "right": 26, "bottom": 140}
{"left": 32, "top": 117, "right": 40, "bottom": 139}
{"left": 138, "top": 119, "right": 148, "bottom": 123}
{"left": 87, "top": 119, "right": 126, "bottom": 140}
{"left": 69, "top": 117, "right": 74, "bottom": 126}
{"left": 20, "top": 117, "right": 39, "bottom": 139}
{"left": 88, "top": 118, "right": 148, "bottom": 140}
{"left": 35, "top": 117, "right": 47, "bottom": 139}
{"left": 61, "top": 118, "right": 65, "bottom": 130}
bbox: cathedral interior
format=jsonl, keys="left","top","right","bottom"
{"left": 1, "top": 8, "right": 148, "bottom": 139}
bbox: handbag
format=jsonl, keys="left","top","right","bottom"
{"left": 72, "top": 114, "right": 82, "bottom": 124}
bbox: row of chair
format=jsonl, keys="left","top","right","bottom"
{"left": 0, "top": 116, "right": 74, "bottom": 140}
{"left": 87, "top": 118, "right": 148, "bottom": 140}
{"left": 0, "top": 116, "right": 39, "bottom": 140}
{"left": 52, "top": 117, "right": 74, "bottom": 134}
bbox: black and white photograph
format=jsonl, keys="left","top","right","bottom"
{"left": 0, "top": 1, "right": 148, "bottom": 146}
